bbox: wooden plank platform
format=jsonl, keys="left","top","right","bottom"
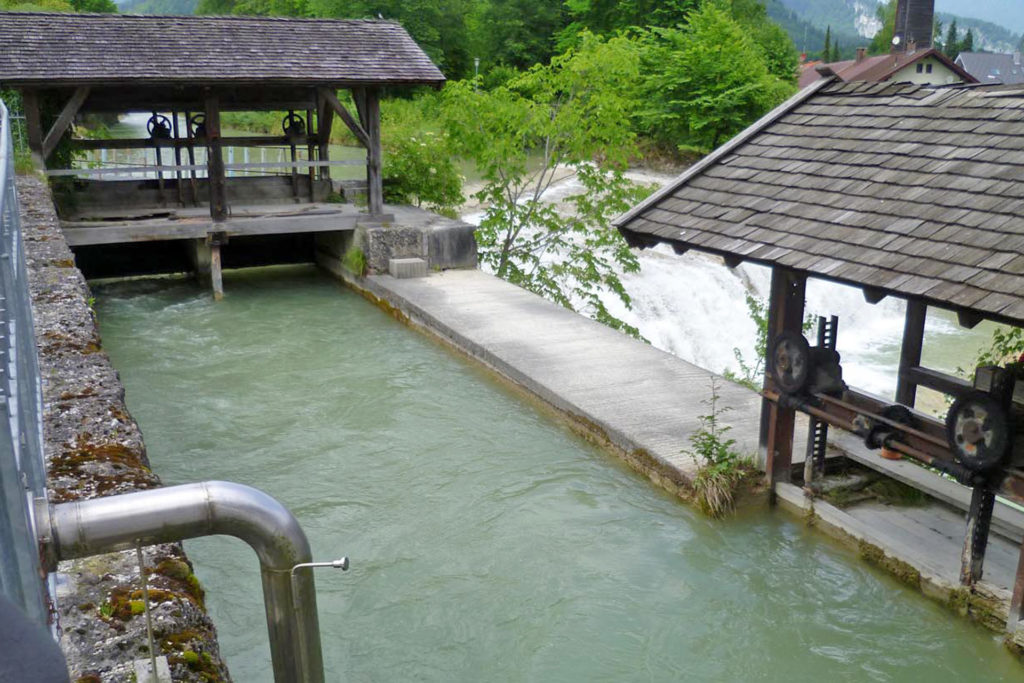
{"left": 61, "top": 203, "right": 398, "bottom": 246}
{"left": 830, "top": 428, "right": 1024, "bottom": 543}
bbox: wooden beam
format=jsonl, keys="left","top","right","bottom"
{"left": 895, "top": 299, "right": 927, "bottom": 407}
{"left": 957, "top": 309, "right": 985, "bottom": 329}
{"left": 42, "top": 87, "right": 90, "bottom": 161}
{"left": 21, "top": 90, "right": 44, "bottom": 169}
{"left": 902, "top": 365, "right": 972, "bottom": 399}
{"left": 862, "top": 286, "right": 887, "bottom": 304}
{"left": 361, "top": 88, "right": 383, "bottom": 216}
{"left": 762, "top": 267, "right": 807, "bottom": 488}
{"left": 318, "top": 88, "right": 369, "bottom": 149}
{"left": 205, "top": 92, "right": 228, "bottom": 223}
{"left": 70, "top": 135, "right": 318, "bottom": 151}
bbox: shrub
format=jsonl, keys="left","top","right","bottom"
{"left": 683, "top": 376, "right": 751, "bottom": 517}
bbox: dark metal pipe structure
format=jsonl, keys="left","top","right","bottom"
{"left": 35, "top": 481, "right": 324, "bottom": 683}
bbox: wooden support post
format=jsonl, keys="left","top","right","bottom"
{"left": 190, "top": 235, "right": 224, "bottom": 301}
{"left": 42, "top": 86, "right": 89, "bottom": 161}
{"left": 961, "top": 367, "right": 1015, "bottom": 586}
{"left": 21, "top": 90, "right": 45, "bottom": 169}
{"left": 210, "top": 243, "right": 224, "bottom": 301}
{"left": 360, "top": 88, "right": 383, "bottom": 216}
{"left": 306, "top": 108, "right": 316, "bottom": 200}
{"left": 895, "top": 299, "right": 927, "bottom": 407}
{"left": 1008, "top": 542, "right": 1024, "bottom": 632}
{"left": 317, "top": 90, "right": 334, "bottom": 182}
{"left": 171, "top": 111, "right": 184, "bottom": 207}
{"left": 204, "top": 93, "right": 228, "bottom": 222}
{"left": 961, "top": 486, "right": 996, "bottom": 585}
{"left": 762, "top": 267, "right": 807, "bottom": 488}
{"left": 184, "top": 111, "right": 200, "bottom": 206}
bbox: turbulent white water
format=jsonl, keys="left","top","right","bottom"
{"left": 461, "top": 169, "right": 992, "bottom": 404}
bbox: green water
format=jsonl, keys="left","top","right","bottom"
{"left": 93, "top": 266, "right": 1021, "bottom": 682}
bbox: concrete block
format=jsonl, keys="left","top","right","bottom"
{"left": 428, "top": 220, "right": 478, "bottom": 270}
{"left": 364, "top": 226, "right": 425, "bottom": 273}
{"left": 389, "top": 258, "right": 428, "bottom": 279}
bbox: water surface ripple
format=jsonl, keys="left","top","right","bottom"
{"left": 93, "top": 266, "right": 1020, "bottom": 682}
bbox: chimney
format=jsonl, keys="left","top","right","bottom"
{"left": 856, "top": 47, "right": 867, "bottom": 63}
{"left": 892, "top": 0, "right": 934, "bottom": 53}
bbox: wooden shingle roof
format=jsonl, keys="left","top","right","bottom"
{"left": 0, "top": 12, "right": 445, "bottom": 87}
{"left": 615, "top": 79, "right": 1024, "bottom": 325}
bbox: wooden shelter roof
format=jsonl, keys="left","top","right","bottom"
{"left": 0, "top": 12, "right": 445, "bottom": 88}
{"left": 615, "top": 79, "right": 1024, "bottom": 325}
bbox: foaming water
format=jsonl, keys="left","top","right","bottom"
{"left": 94, "top": 266, "right": 1019, "bottom": 681}
{"left": 464, "top": 172, "right": 995, "bottom": 401}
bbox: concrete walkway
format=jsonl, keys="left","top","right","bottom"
{"left": 358, "top": 269, "right": 764, "bottom": 486}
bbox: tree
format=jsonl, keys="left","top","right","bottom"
{"left": 960, "top": 29, "right": 974, "bottom": 55}
{"left": 443, "top": 33, "right": 651, "bottom": 337}
{"left": 478, "top": 0, "right": 567, "bottom": 70}
{"left": 823, "top": 25, "right": 832, "bottom": 62}
{"left": 729, "top": 0, "right": 798, "bottom": 83}
{"left": 639, "top": 3, "right": 794, "bottom": 152}
{"left": 945, "top": 19, "right": 959, "bottom": 58}
{"left": 869, "top": 0, "right": 895, "bottom": 55}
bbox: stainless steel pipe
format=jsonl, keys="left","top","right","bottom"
{"left": 35, "top": 481, "right": 324, "bottom": 683}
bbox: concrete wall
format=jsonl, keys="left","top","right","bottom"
{"left": 17, "top": 176, "right": 230, "bottom": 683}
{"left": 314, "top": 206, "right": 477, "bottom": 276}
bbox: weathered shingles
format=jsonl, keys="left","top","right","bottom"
{"left": 0, "top": 12, "right": 445, "bottom": 85}
{"left": 623, "top": 80, "right": 1024, "bottom": 324}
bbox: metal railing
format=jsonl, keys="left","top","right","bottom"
{"left": 0, "top": 97, "right": 51, "bottom": 629}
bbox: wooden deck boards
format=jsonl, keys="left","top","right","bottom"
{"left": 60, "top": 202, "right": 407, "bottom": 246}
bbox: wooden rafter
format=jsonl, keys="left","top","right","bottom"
{"left": 42, "top": 87, "right": 90, "bottom": 161}
{"left": 318, "top": 87, "right": 368, "bottom": 149}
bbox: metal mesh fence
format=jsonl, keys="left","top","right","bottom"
{"left": 0, "top": 97, "right": 51, "bottom": 629}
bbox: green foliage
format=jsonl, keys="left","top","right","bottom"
{"left": 479, "top": 0, "right": 567, "bottom": 70}
{"left": 199, "top": 0, "right": 477, "bottom": 78}
{"left": 382, "top": 130, "right": 463, "bottom": 217}
{"left": 945, "top": 19, "right": 959, "bottom": 57}
{"left": 976, "top": 325, "right": 1024, "bottom": 368}
{"left": 69, "top": 0, "right": 117, "bottom": 11}
{"left": 869, "top": 0, "right": 896, "bottom": 55}
{"left": 444, "top": 33, "right": 651, "bottom": 337}
{"left": 637, "top": 3, "right": 795, "bottom": 153}
{"left": 341, "top": 245, "right": 367, "bottom": 276}
{"left": 119, "top": 0, "right": 198, "bottom": 13}
{"left": 683, "top": 376, "right": 749, "bottom": 517}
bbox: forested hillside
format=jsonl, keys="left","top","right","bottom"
{"left": 937, "top": 0, "right": 1024, "bottom": 35}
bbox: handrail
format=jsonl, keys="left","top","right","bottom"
{"left": 36, "top": 481, "right": 326, "bottom": 683}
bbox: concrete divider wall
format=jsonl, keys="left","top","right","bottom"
{"left": 17, "top": 176, "right": 230, "bottom": 683}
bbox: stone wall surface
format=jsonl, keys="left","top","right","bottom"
{"left": 17, "top": 176, "right": 230, "bottom": 683}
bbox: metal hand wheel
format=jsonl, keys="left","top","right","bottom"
{"left": 769, "top": 331, "right": 811, "bottom": 394}
{"left": 946, "top": 391, "right": 1010, "bottom": 472}
{"left": 147, "top": 114, "right": 172, "bottom": 139}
